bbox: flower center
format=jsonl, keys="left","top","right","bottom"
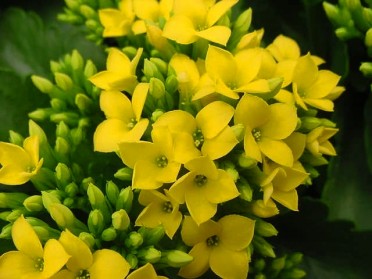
{"left": 206, "top": 235, "right": 219, "bottom": 247}
{"left": 162, "top": 201, "right": 173, "bottom": 213}
{"left": 156, "top": 155, "right": 168, "bottom": 168}
{"left": 252, "top": 128, "right": 262, "bottom": 142}
{"left": 194, "top": 174, "right": 208, "bottom": 187}
{"left": 127, "top": 118, "right": 137, "bottom": 130}
{"left": 76, "top": 269, "right": 90, "bottom": 279}
{"left": 34, "top": 257, "right": 44, "bottom": 272}
{"left": 193, "top": 128, "right": 204, "bottom": 148}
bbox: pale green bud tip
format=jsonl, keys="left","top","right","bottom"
{"left": 54, "top": 72, "right": 74, "bottom": 91}
{"left": 112, "top": 209, "right": 130, "bottom": 230}
{"left": 0, "top": 193, "right": 28, "bottom": 209}
{"left": 288, "top": 252, "right": 303, "bottom": 265}
{"left": 253, "top": 236, "right": 276, "bottom": 258}
{"left": 346, "top": 0, "right": 362, "bottom": 10}
{"left": 125, "top": 232, "right": 143, "bottom": 248}
{"left": 323, "top": 2, "right": 340, "bottom": 21}
{"left": 270, "top": 257, "right": 286, "bottom": 270}
{"left": 150, "top": 58, "right": 168, "bottom": 75}
{"left": 71, "top": 50, "right": 84, "bottom": 70}
{"left": 165, "top": 75, "right": 178, "bottom": 93}
{"left": 87, "top": 183, "right": 105, "bottom": 206}
{"left": 140, "top": 226, "right": 165, "bottom": 245}
{"left": 84, "top": 60, "right": 97, "bottom": 77}
{"left": 75, "top": 93, "right": 94, "bottom": 112}
{"left": 106, "top": 180, "right": 119, "bottom": 205}
{"left": 281, "top": 269, "right": 306, "bottom": 279}
{"left": 50, "top": 204, "right": 75, "bottom": 228}
{"left": 162, "top": 250, "right": 193, "bottom": 267}
{"left": 55, "top": 137, "right": 70, "bottom": 156}
{"left": 225, "top": 167, "right": 239, "bottom": 182}
{"left": 9, "top": 130, "right": 24, "bottom": 146}
{"left": 253, "top": 258, "right": 266, "bottom": 271}
{"left": 138, "top": 247, "right": 161, "bottom": 263}
{"left": 31, "top": 75, "right": 54, "bottom": 93}
{"left": 231, "top": 124, "right": 244, "bottom": 142}
{"left": 114, "top": 167, "right": 133, "bottom": 181}
{"left": 151, "top": 109, "right": 164, "bottom": 122}
{"left": 65, "top": 0, "right": 80, "bottom": 11}
{"left": 144, "top": 59, "right": 160, "bottom": 78}
{"left": 55, "top": 163, "right": 72, "bottom": 186}
{"left": 149, "top": 78, "right": 166, "bottom": 99}
{"left": 50, "top": 112, "right": 80, "bottom": 126}
{"left": 56, "top": 121, "right": 70, "bottom": 138}
{"left": 80, "top": 5, "right": 97, "bottom": 19}
{"left": 28, "top": 109, "right": 52, "bottom": 121}
{"left": 50, "top": 98, "right": 67, "bottom": 111}
{"left": 0, "top": 224, "right": 12, "bottom": 239}
{"left": 101, "top": 227, "right": 117, "bottom": 241}
{"left": 234, "top": 8, "right": 252, "bottom": 31}
{"left": 126, "top": 254, "right": 138, "bottom": 269}
{"left": 255, "top": 220, "right": 278, "bottom": 237}
{"left": 23, "top": 195, "right": 44, "bottom": 212}
{"left": 300, "top": 117, "right": 322, "bottom": 131}
{"left": 121, "top": 46, "right": 138, "bottom": 59}
{"left": 33, "top": 226, "right": 50, "bottom": 240}
{"left": 238, "top": 153, "right": 257, "bottom": 169}
{"left": 366, "top": 28, "right": 372, "bottom": 47}
{"left": 79, "top": 232, "right": 96, "bottom": 249}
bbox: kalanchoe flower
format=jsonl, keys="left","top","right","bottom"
{"left": 0, "top": 135, "right": 43, "bottom": 185}
{"left": 179, "top": 215, "right": 255, "bottom": 279}
{"left": 52, "top": 230, "right": 130, "bottom": 279}
{"left": 94, "top": 83, "right": 149, "bottom": 152}
{"left": 0, "top": 215, "right": 70, "bottom": 278}
{"left": 306, "top": 126, "right": 338, "bottom": 157}
{"left": 126, "top": 262, "right": 168, "bottom": 279}
{"left": 169, "top": 156, "right": 240, "bottom": 225}
{"left": 89, "top": 47, "right": 142, "bottom": 93}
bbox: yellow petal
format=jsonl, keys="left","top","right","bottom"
{"left": 284, "top": 132, "right": 306, "bottom": 161}
{"left": 202, "top": 127, "right": 238, "bottom": 160}
{"left": 130, "top": 48, "right": 144, "bottom": 75}
{"left": 184, "top": 156, "right": 219, "bottom": 179}
{"left": 42, "top": 239, "right": 70, "bottom": 278}
{"left": 59, "top": 230, "right": 93, "bottom": 271}
{"left": 169, "top": 172, "right": 193, "bottom": 204}
{"left": 127, "top": 263, "right": 158, "bottom": 279}
{"left": 197, "top": 25, "right": 231, "bottom": 45}
{"left": 133, "top": 0, "right": 160, "bottom": 20}
{"left": 0, "top": 142, "right": 30, "bottom": 169}
{"left": 215, "top": 78, "right": 240, "bottom": 99}
{"left": 153, "top": 110, "right": 196, "bottom": 133}
{"left": 204, "top": 170, "right": 239, "bottom": 204}
{"left": 234, "top": 94, "right": 270, "bottom": 128}
{"left": 305, "top": 70, "right": 340, "bottom": 99}
{"left": 243, "top": 130, "right": 262, "bottom": 162}
{"left": 132, "top": 82, "right": 149, "bottom": 121}
{"left": 99, "top": 9, "right": 132, "bottom": 37}
{"left": 119, "top": 141, "right": 157, "bottom": 168}
{"left": 196, "top": 101, "right": 234, "bottom": 139}
{"left": 181, "top": 216, "right": 220, "bottom": 246}
{"left": 274, "top": 60, "right": 296, "bottom": 87}
{"left": 207, "top": 0, "right": 238, "bottom": 26}
{"left": 0, "top": 165, "right": 34, "bottom": 185}
{"left": 50, "top": 269, "right": 75, "bottom": 279}
{"left": 272, "top": 189, "right": 299, "bottom": 211}
{"left": 23, "top": 136, "right": 40, "bottom": 168}
{"left": 292, "top": 54, "right": 318, "bottom": 91}
{"left": 133, "top": 160, "right": 165, "bottom": 189}
{"left": 292, "top": 82, "right": 308, "bottom": 110}
{"left": 93, "top": 119, "right": 131, "bottom": 152}
{"left": 261, "top": 103, "right": 297, "bottom": 139}
{"left": 107, "top": 48, "right": 131, "bottom": 74}
{"left": 235, "top": 48, "right": 262, "bottom": 85}
{"left": 259, "top": 138, "right": 293, "bottom": 167}
{"left": 12, "top": 215, "right": 43, "bottom": 259}
{"left": 236, "top": 79, "right": 270, "bottom": 93}
{"left": 267, "top": 35, "right": 300, "bottom": 61}
{"left": 178, "top": 242, "right": 211, "bottom": 278}
{"left": 0, "top": 251, "right": 38, "bottom": 277}
{"left": 100, "top": 91, "right": 134, "bottom": 121}
{"left": 173, "top": 132, "right": 201, "bottom": 164}
{"left": 273, "top": 167, "right": 308, "bottom": 192}
{"left": 304, "top": 98, "right": 334, "bottom": 112}
{"left": 161, "top": 209, "right": 183, "bottom": 239}
{"left": 162, "top": 15, "right": 197, "bottom": 44}
{"left": 89, "top": 71, "right": 137, "bottom": 92}
{"left": 89, "top": 249, "right": 130, "bottom": 278}
{"left": 210, "top": 248, "right": 249, "bottom": 279}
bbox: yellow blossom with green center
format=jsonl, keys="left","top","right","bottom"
{"left": 127, "top": 263, "right": 168, "bottom": 279}
{"left": 89, "top": 47, "right": 142, "bottom": 93}
{"left": 52, "top": 230, "right": 130, "bottom": 279}
{"left": 0, "top": 135, "right": 43, "bottom": 185}
{"left": 194, "top": 45, "right": 271, "bottom": 100}
{"left": 292, "top": 53, "right": 344, "bottom": 111}
{"left": 135, "top": 190, "right": 182, "bottom": 239}
{"left": 162, "top": 0, "right": 238, "bottom": 45}
{"left": 99, "top": 0, "right": 135, "bottom": 37}
{"left": 153, "top": 101, "right": 238, "bottom": 162}
{"left": 169, "top": 156, "right": 240, "bottom": 225}
{"left": 0, "top": 216, "right": 70, "bottom": 278}
{"left": 234, "top": 94, "right": 298, "bottom": 167}
{"left": 306, "top": 126, "right": 338, "bottom": 157}
{"left": 93, "top": 83, "right": 149, "bottom": 152}
{"left": 119, "top": 126, "right": 181, "bottom": 190}
{"left": 179, "top": 215, "right": 255, "bottom": 279}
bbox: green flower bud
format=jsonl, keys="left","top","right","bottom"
{"left": 86, "top": 19, "right": 100, "bottom": 30}
{"left": 233, "top": 8, "right": 252, "bottom": 33}
{"left": 31, "top": 75, "right": 54, "bottom": 94}
{"left": 50, "top": 98, "right": 67, "bottom": 111}
{"left": 255, "top": 220, "right": 278, "bottom": 237}
{"left": 280, "top": 269, "right": 306, "bottom": 279}
{"left": 300, "top": 117, "right": 322, "bottom": 131}
{"left": 160, "top": 250, "right": 193, "bottom": 268}
{"left": 116, "top": 187, "right": 133, "bottom": 212}
{"left": 75, "top": 93, "right": 94, "bottom": 113}
{"left": 55, "top": 163, "right": 72, "bottom": 187}
{"left": 106, "top": 181, "right": 119, "bottom": 206}
{"left": 9, "top": 130, "right": 24, "bottom": 146}
{"left": 137, "top": 247, "right": 162, "bottom": 263}
{"left": 125, "top": 232, "right": 143, "bottom": 248}
{"left": 253, "top": 258, "right": 266, "bottom": 272}
{"left": 80, "top": 5, "right": 97, "bottom": 19}
{"left": 151, "top": 109, "right": 164, "bottom": 123}
{"left": 41, "top": 190, "right": 63, "bottom": 212}
{"left": 126, "top": 254, "right": 138, "bottom": 269}
{"left": 144, "top": 59, "right": 163, "bottom": 80}
{"left": 81, "top": 177, "right": 95, "bottom": 191}
{"left": 366, "top": 28, "right": 372, "bottom": 47}
{"left": 335, "top": 26, "right": 361, "bottom": 40}
{"left": 150, "top": 58, "right": 168, "bottom": 75}
{"left": 63, "top": 197, "right": 75, "bottom": 207}
{"left": 33, "top": 226, "right": 50, "bottom": 241}
{"left": 31, "top": 168, "right": 57, "bottom": 191}
{"left": 320, "top": 118, "right": 336, "bottom": 128}
{"left": 28, "top": 108, "right": 53, "bottom": 121}
{"left": 65, "top": 182, "right": 79, "bottom": 197}
{"left": 49, "top": 203, "right": 88, "bottom": 234}
{"left": 121, "top": 46, "right": 137, "bottom": 59}
{"left": 363, "top": 8, "right": 372, "bottom": 27}
{"left": 112, "top": 209, "right": 130, "bottom": 231}
{"left": 6, "top": 208, "right": 27, "bottom": 222}
{"left": 288, "top": 252, "right": 303, "bottom": 265}
{"left": 165, "top": 74, "right": 178, "bottom": 94}
{"left": 23, "top": 195, "right": 44, "bottom": 212}
{"left": 84, "top": 59, "right": 97, "bottom": 78}
{"left": 55, "top": 137, "right": 70, "bottom": 159}
{"left": 54, "top": 72, "right": 74, "bottom": 91}
{"left": 0, "top": 223, "right": 12, "bottom": 239}
{"left": 79, "top": 232, "right": 96, "bottom": 249}
{"left": 238, "top": 153, "right": 257, "bottom": 169}
{"left": 65, "top": 0, "right": 80, "bottom": 11}
{"left": 149, "top": 78, "right": 166, "bottom": 99}
{"left": 0, "top": 193, "right": 28, "bottom": 209}
{"left": 50, "top": 112, "right": 80, "bottom": 126}
{"left": 254, "top": 274, "right": 266, "bottom": 279}
{"left": 71, "top": 50, "right": 84, "bottom": 70}
{"left": 50, "top": 60, "right": 62, "bottom": 73}
{"left": 56, "top": 122, "right": 70, "bottom": 140}
{"left": 138, "top": 226, "right": 165, "bottom": 246}
{"left": 88, "top": 209, "right": 105, "bottom": 235}
{"left": 238, "top": 182, "right": 253, "bottom": 202}
{"left": 0, "top": 211, "right": 11, "bottom": 221}
{"left": 253, "top": 236, "right": 276, "bottom": 258}
{"left": 231, "top": 123, "right": 244, "bottom": 142}
{"left": 87, "top": 183, "right": 111, "bottom": 222}
{"left": 270, "top": 256, "right": 286, "bottom": 271}
{"left": 323, "top": 2, "right": 341, "bottom": 24}
{"left": 70, "top": 126, "right": 85, "bottom": 145}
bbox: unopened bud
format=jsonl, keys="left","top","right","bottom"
{"left": 41, "top": 190, "right": 62, "bottom": 212}
{"left": 271, "top": 256, "right": 286, "bottom": 271}
{"left": 31, "top": 75, "right": 54, "bottom": 94}
{"left": 54, "top": 72, "right": 73, "bottom": 91}
{"left": 75, "top": 93, "right": 94, "bottom": 113}
{"left": 125, "top": 232, "right": 143, "bottom": 248}
{"left": 116, "top": 187, "right": 133, "bottom": 212}
{"left": 23, "top": 195, "right": 44, "bottom": 212}
{"left": 28, "top": 108, "right": 53, "bottom": 121}
{"left": 144, "top": 59, "right": 162, "bottom": 80}
{"left": 80, "top": 5, "right": 97, "bottom": 19}
{"left": 0, "top": 223, "right": 12, "bottom": 238}
{"left": 65, "top": 0, "right": 80, "bottom": 11}
{"left": 255, "top": 219, "right": 278, "bottom": 237}
{"left": 238, "top": 153, "right": 257, "bottom": 169}
{"left": 55, "top": 163, "right": 72, "bottom": 187}
{"left": 84, "top": 59, "right": 97, "bottom": 78}
{"left": 234, "top": 8, "right": 252, "bottom": 33}
{"left": 149, "top": 78, "right": 165, "bottom": 99}
{"left": 253, "top": 236, "right": 276, "bottom": 258}
{"left": 160, "top": 250, "right": 193, "bottom": 268}
{"left": 150, "top": 58, "right": 168, "bottom": 75}
{"left": 138, "top": 226, "right": 165, "bottom": 245}
{"left": 0, "top": 193, "right": 28, "bottom": 208}
{"left": 253, "top": 258, "right": 266, "bottom": 271}
{"left": 151, "top": 109, "right": 164, "bottom": 122}
{"left": 300, "top": 117, "right": 322, "bottom": 131}
{"left": 50, "top": 112, "right": 80, "bottom": 126}
{"left": 112, "top": 209, "right": 130, "bottom": 230}
{"left": 121, "top": 46, "right": 137, "bottom": 59}
{"left": 79, "top": 232, "right": 96, "bottom": 249}
{"left": 71, "top": 50, "right": 84, "bottom": 70}
{"left": 137, "top": 247, "right": 161, "bottom": 263}
{"left": 31, "top": 168, "right": 57, "bottom": 191}
{"left": 114, "top": 167, "right": 133, "bottom": 181}
{"left": 50, "top": 98, "right": 67, "bottom": 111}
{"left": 49, "top": 203, "right": 75, "bottom": 228}
{"left": 6, "top": 209, "right": 27, "bottom": 222}
{"left": 101, "top": 227, "right": 117, "bottom": 241}
{"left": 87, "top": 183, "right": 111, "bottom": 222}
{"left": 106, "top": 181, "right": 119, "bottom": 206}
{"left": 165, "top": 74, "right": 178, "bottom": 94}
{"left": 126, "top": 254, "right": 138, "bottom": 269}
{"left": 9, "top": 130, "right": 24, "bottom": 146}
{"left": 280, "top": 269, "right": 306, "bottom": 279}
{"left": 55, "top": 137, "right": 70, "bottom": 158}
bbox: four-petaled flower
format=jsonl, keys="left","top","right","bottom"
{"left": 169, "top": 156, "right": 240, "bottom": 225}
{"left": 0, "top": 215, "right": 70, "bottom": 278}
{"left": 179, "top": 215, "right": 255, "bottom": 279}
{"left": 306, "top": 126, "right": 338, "bottom": 157}
{"left": 0, "top": 135, "right": 43, "bottom": 185}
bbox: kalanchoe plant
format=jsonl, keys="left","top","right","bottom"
{"left": 0, "top": 0, "right": 346, "bottom": 278}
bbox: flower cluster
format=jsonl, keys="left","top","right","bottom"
{"left": 0, "top": 0, "right": 344, "bottom": 278}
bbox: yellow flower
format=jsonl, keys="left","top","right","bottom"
{"left": 93, "top": 83, "right": 149, "bottom": 152}
{"left": 162, "top": 0, "right": 238, "bottom": 45}
{"left": 179, "top": 215, "right": 255, "bottom": 279}
{"left": 0, "top": 135, "right": 43, "bottom": 185}
{"left": 0, "top": 216, "right": 70, "bottom": 278}
{"left": 306, "top": 126, "right": 338, "bottom": 157}
{"left": 89, "top": 47, "right": 142, "bottom": 93}
{"left": 126, "top": 263, "right": 168, "bottom": 279}
{"left": 99, "top": 0, "right": 135, "bottom": 37}
{"left": 153, "top": 101, "right": 238, "bottom": 162}
{"left": 292, "top": 54, "right": 344, "bottom": 111}
{"left": 250, "top": 199, "right": 279, "bottom": 218}
{"left": 193, "top": 45, "right": 270, "bottom": 100}
{"left": 119, "top": 126, "right": 181, "bottom": 190}
{"left": 169, "top": 156, "right": 240, "bottom": 225}
{"left": 52, "top": 230, "right": 130, "bottom": 279}
{"left": 234, "top": 94, "right": 298, "bottom": 167}
{"left": 135, "top": 190, "right": 182, "bottom": 239}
